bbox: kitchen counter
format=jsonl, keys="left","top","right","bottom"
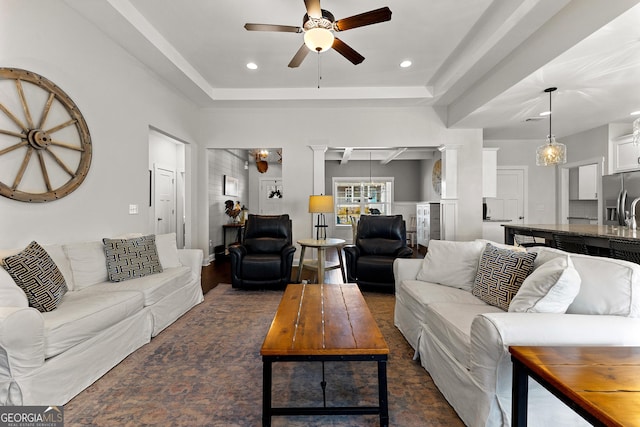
{"left": 483, "top": 219, "right": 512, "bottom": 223}
{"left": 503, "top": 224, "right": 640, "bottom": 255}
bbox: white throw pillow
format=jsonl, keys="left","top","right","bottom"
{"left": 155, "top": 233, "right": 182, "bottom": 269}
{"left": 509, "top": 255, "right": 581, "bottom": 313}
{"left": 63, "top": 241, "right": 108, "bottom": 290}
{"left": 416, "top": 240, "right": 485, "bottom": 291}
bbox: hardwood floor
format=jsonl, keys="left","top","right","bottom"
{"left": 201, "top": 243, "right": 423, "bottom": 293}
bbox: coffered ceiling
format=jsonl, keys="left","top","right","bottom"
{"left": 66, "top": 0, "right": 640, "bottom": 140}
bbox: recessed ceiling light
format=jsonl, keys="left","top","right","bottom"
{"left": 246, "top": 62, "right": 258, "bottom": 70}
{"left": 400, "top": 60, "right": 412, "bottom": 68}
{"left": 539, "top": 111, "right": 551, "bottom": 116}
{"left": 631, "top": 111, "right": 640, "bottom": 116}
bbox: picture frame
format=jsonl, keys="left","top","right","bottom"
{"left": 224, "top": 175, "right": 239, "bottom": 196}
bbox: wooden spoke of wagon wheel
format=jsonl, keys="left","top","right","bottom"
{"left": 0, "top": 128, "right": 26, "bottom": 138}
{"left": 16, "top": 79, "right": 35, "bottom": 129}
{"left": 0, "top": 101, "right": 28, "bottom": 132}
{"left": 0, "top": 140, "right": 28, "bottom": 156}
{"left": 12, "top": 146, "right": 34, "bottom": 190}
{"left": 44, "top": 147, "right": 76, "bottom": 177}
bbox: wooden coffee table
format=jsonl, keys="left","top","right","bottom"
{"left": 510, "top": 346, "right": 640, "bottom": 427}
{"left": 261, "top": 283, "right": 389, "bottom": 427}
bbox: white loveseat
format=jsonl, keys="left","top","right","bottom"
{"left": 394, "top": 240, "right": 640, "bottom": 427}
{"left": 0, "top": 233, "right": 203, "bottom": 406}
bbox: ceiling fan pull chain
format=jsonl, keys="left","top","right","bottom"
{"left": 317, "top": 51, "right": 321, "bottom": 89}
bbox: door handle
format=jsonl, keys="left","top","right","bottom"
{"left": 518, "top": 216, "right": 524, "bottom": 219}
{"left": 157, "top": 218, "right": 163, "bottom": 221}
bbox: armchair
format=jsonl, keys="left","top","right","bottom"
{"left": 228, "top": 214, "right": 296, "bottom": 289}
{"left": 344, "top": 214, "right": 413, "bottom": 292}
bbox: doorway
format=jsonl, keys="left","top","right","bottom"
{"left": 486, "top": 167, "right": 527, "bottom": 224}
{"left": 154, "top": 165, "right": 176, "bottom": 235}
{"left": 149, "top": 129, "right": 186, "bottom": 247}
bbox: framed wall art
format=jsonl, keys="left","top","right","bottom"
{"left": 224, "top": 175, "right": 239, "bottom": 196}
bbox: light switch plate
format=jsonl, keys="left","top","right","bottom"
{"left": 129, "top": 204, "right": 138, "bottom": 214}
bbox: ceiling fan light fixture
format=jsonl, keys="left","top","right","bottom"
{"left": 304, "top": 28, "right": 334, "bottom": 52}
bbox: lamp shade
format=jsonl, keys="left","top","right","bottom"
{"left": 304, "top": 28, "right": 334, "bottom": 52}
{"left": 536, "top": 136, "right": 567, "bottom": 166}
{"left": 309, "top": 195, "right": 334, "bottom": 213}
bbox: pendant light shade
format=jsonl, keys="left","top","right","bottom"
{"left": 633, "top": 117, "right": 640, "bottom": 146}
{"left": 536, "top": 87, "right": 567, "bottom": 166}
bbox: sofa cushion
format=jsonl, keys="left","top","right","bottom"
{"left": 156, "top": 233, "right": 182, "bottom": 269}
{"left": 2, "top": 241, "right": 68, "bottom": 313}
{"left": 103, "top": 235, "right": 163, "bottom": 282}
{"left": 472, "top": 244, "right": 537, "bottom": 311}
{"left": 398, "top": 280, "right": 487, "bottom": 325}
{"left": 569, "top": 254, "right": 640, "bottom": 317}
{"left": 529, "top": 247, "right": 640, "bottom": 317}
{"left": 86, "top": 266, "right": 192, "bottom": 306}
{"left": 42, "top": 288, "right": 145, "bottom": 358}
{"left": 63, "top": 241, "right": 108, "bottom": 290}
{"left": 509, "top": 254, "right": 581, "bottom": 313}
{"left": 424, "top": 302, "right": 503, "bottom": 369}
{"left": 416, "top": 240, "right": 485, "bottom": 291}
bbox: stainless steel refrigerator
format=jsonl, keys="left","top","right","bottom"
{"left": 603, "top": 171, "right": 640, "bottom": 226}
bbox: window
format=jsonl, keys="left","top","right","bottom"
{"left": 333, "top": 177, "right": 394, "bottom": 226}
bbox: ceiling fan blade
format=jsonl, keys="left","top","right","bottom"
{"left": 288, "top": 44, "right": 310, "bottom": 68}
{"left": 244, "top": 23, "right": 302, "bottom": 33}
{"left": 334, "top": 7, "right": 392, "bottom": 31}
{"left": 332, "top": 37, "right": 364, "bottom": 65}
{"left": 304, "top": 0, "right": 322, "bottom": 18}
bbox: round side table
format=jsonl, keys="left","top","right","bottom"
{"left": 296, "top": 238, "right": 346, "bottom": 285}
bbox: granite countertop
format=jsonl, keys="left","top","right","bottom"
{"left": 504, "top": 224, "right": 640, "bottom": 240}
{"left": 483, "top": 219, "right": 512, "bottom": 223}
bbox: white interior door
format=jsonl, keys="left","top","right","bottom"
{"left": 486, "top": 168, "right": 525, "bottom": 224}
{"left": 154, "top": 165, "right": 176, "bottom": 234}
{"left": 259, "top": 178, "right": 283, "bottom": 215}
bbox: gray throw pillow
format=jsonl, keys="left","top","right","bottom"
{"left": 472, "top": 243, "right": 537, "bottom": 311}
{"left": 103, "top": 235, "right": 163, "bottom": 282}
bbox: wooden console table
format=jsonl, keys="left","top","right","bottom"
{"left": 510, "top": 346, "right": 640, "bottom": 426}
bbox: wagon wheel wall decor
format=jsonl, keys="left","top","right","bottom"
{"left": 0, "top": 68, "right": 91, "bottom": 202}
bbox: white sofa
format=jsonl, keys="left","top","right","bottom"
{"left": 0, "top": 233, "right": 203, "bottom": 406}
{"left": 394, "top": 240, "right": 640, "bottom": 427}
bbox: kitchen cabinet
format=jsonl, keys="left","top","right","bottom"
{"left": 482, "top": 148, "right": 498, "bottom": 198}
{"left": 578, "top": 164, "right": 598, "bottom": 200}
{"left": 612, "top": 137, "right": 640, "bottom": 173}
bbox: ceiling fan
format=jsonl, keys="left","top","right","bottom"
{"left": 244, "top": 0, "right": 392, "bottom": 68}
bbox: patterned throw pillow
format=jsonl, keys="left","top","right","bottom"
{"left": 472, "top": 243, "right": 537, "bottom": 311}
{"left": 103, "top": 235, "right": 163, "bottom": 282}
{"left": 2, "top": 241, "right": 68, "bottom": 312}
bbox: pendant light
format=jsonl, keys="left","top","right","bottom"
{"left": 633, "top": 117, "right": 640, "bottom": 146}
{"left": 536, "top": 87, "right": 567, "bottom": 166}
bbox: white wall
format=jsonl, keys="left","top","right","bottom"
{"left": 0, "top": 1, "right": 201, "bottom": 249}
{"left": 198, "top": 106, "right": 484, "bottom": 248}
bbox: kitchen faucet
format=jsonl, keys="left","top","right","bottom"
{"left": 630, "top": 197, "right": 640, "bottom": 229}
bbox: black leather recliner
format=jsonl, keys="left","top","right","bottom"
{"left": 229, "top": 214, "right": 296, "bottom": 289}
{"left": 344, "top": 214, "right": 413, "bottom": 292}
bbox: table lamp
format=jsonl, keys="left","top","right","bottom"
{"left": 308, "top": 195, "right": 334, "bottom": 240}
